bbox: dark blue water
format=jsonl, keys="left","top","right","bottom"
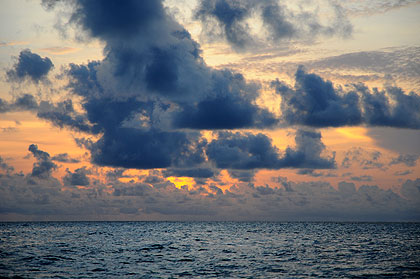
{"left": 0, "top": 222, "right": 419, "bottom": 278}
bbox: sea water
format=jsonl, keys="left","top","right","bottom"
{"left": 1, "top": 222, "right": 419, "bottom": 278}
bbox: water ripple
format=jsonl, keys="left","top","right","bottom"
{"left": 0, "top": 222, "right": 419, "bottom": 278}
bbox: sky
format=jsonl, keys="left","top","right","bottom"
{"left": 0, "top": 0, "right": 419, "bottom": 221}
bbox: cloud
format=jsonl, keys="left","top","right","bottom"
{"left": 39, "top": 46, "right": 79, "bottom": 55}
{"left": 273, "top": 67, "right": 420, "bottom": 129}
{"left": 360, "top": 85, "right": 420, "bottom": 129}
{"left": 228, "top": 169, "right": 256, "bottom": 182}
{"left": 400, "top": 179, "right": 420, "bottom": 202}
{"left": 0, "top": 156, "right": 14, "bottom": 173}
{"left": 1, "top": 163, "right": 419, "bottom": 221}
{"left": 63, "top": 167, "right": 90, "bottom": 186}
{"left": 194, "top": 0, "right": 352, "bottom": 50}
{"left": 38, "top": 0, "right": 277, "bottom": 171}
{"left": 29, "top": 0, "right": 418, "bottom": 179}
{"left": 394, "top": 170, "right": 412, "bottom": 176}
{"left": 389, "top": 154, "right": 419, "bottom": 167}
{"left": 269, "top": 47, "right": 420, "bottom": 93}
{"left": 28, "top": 144, "right": 57, "bottom": 179}
{"left": 297, "top": 169, "right": 323, "bottom": 177}
{"left": 206, "top": 131, "right": 283, "bottom": 170}
{"left": 207, "top": 129, "right": 335, "bottom": 170}
{"left": 163, "top": 168, "right": 216, "bottom": 178}
{"left": 51, "top": 153, "right": 80, "bottom": 163}
{"left": 0, "top": 145, "right": 418, "bottom": 221}
{"left": 366, "top": 128, "right": 420, "bottom": 155}
{"left": 0, "top": 94, "right": 93, "bottom": 134}
{"left": 0, "top": 94, "right": 39, "bottom": 113}
{"left": 341, "top": 147, "right": 384, "bottom": 170}
{"left": 6, "top": 49, "right": 54, "bottom": 83}
{"left": 37, "top": 99, "right": 93, "bottom": 133}
{"left": 342, "top": 0, "right": 420, "bottom": 16}
{"left": 273, "top": 66, "right": 362, "bottom": 127}
{"left": 350, "top": 175, "right": 373, "bottom": 182}
{"left": 0, "top": 41, "right": 29, "bottom": 47}
{"left": 173, "top": 70, "right": 277, "bottom": 129}
{"left": 279, "top": 129, "right": 336, "bottom": 169}
{"left": 194, "top": 0, "right": 255, "bottom": 49}
{"left": 0, "top": 98, "right": 8, "bottom": 113}
{"left": 87, "top": 129, "right": 206, "bottom": 169}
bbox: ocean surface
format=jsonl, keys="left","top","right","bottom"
{"left": 0, "top": 222, "right": 419, "bottom": 278}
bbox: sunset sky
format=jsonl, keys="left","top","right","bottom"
{"left": 0, "top": 0, "right": 419, "bottom": 221}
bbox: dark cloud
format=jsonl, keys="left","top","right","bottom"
{"left": 206, "top": 131, "right": 283, "bottom": 169}
{"left": 142, "top": 174, "right": 165, "bottom": 185}
{"left": 6, "top": 49, "right": 53, "bottom": 83}
{"left": 367, "top": 128, "right": 420, "bottom": 155}
{"left": 341, "top": 147, "right": 384, "bottom": 170}
{"left": 39, "top": 0, "right": 276, "bottom": 171}
{"left": 1, "top": 147, "right": 419, "bottom": 221}
{"left": 37, "top": 99, "right": 93, "bottom": 133}
{"left": 163, "top": 168, "right": 216, "bottom": 178}
{"left": 0, "top": 98, "right": 8, "bottom": 113}
{"left": 350, "top": 175, "right": 373, "bottom": 182}
{"left": 273, "top": 67, "right": 420, "bottom": 129}
{"left": 33, "top": 0, "right": 417, "bottom": 182}
{"left": 13, "top": 94, "right": 39, "bottom": 111}
{"left": 88, "top": 128, "right": 206, "bottom": 169}
{"left": 66, "top": 62, "right": 103, "bottom": 98}
{"left": 389, "top": 154, "right": 419, "bottom": 167}
{"left": 194, "top": 0, "right": 352, "bottom": 50}
{"left": 297, "top": 169, "right": 323, "bottom": 177}
{"left": 0, "top": 94, "right": 39, "bottom": 113}
{"left": 28, "top": 144, "right": 57, "bottom": 179}
{"left": 360, "top": 86, "right": 420, "bottom": 129}
{"left": 1, "top": 166, "right": 419, "bottom": 221}
{"left": 260, "top": 0, "right": 295, "bottom": 41}
{"left": 63, "top": 167, "right": 90, "bottom": 186}
{"left": 207, "top": 129, "right": 335, "bottom": 170}
{"left": 172, "top": 70, "right": 277, "bottom": 130}
{"left": 0, "top": 93, "right": 93, "bottom": 134}
{"left": 69, "top": 0, "right": 165, "bottom": 40}
{"left": 228, "top": 169, "right": 256, "bottom": 182}
{"left": 273, "top": 47, "right": 420, "bottom": 93}
{"left": 51, "top": 153, "right": 80, "bottom": 163}
{"left": 195, "top": 0, "right": 254, "bottom": 49}
{"left": 279, "top": 129, "right": 336, "bottom": 169}
{"left": 400, "top": 179, "right": 420, "bottom": 202}
{"left": 106, "top": 169, "right": 133, "bottom": 181}
{"left": 394, "top": 170, "right": 412, "bottom": 176}
{"left": 254, "top": 184, "right": 276, "bottom": 196}
{"left": 0, "top": 156, "right": 14, "bottom": 173}
{"left": 273, "top": 66, "right": 362, "bottom": 127}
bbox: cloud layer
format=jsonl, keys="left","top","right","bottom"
{"left": 0, "top": 159, "right": 419, "bottom": 221}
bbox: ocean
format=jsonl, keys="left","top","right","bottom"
{"left": 1, "top": 222, "right": 419, "bottom": 278}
